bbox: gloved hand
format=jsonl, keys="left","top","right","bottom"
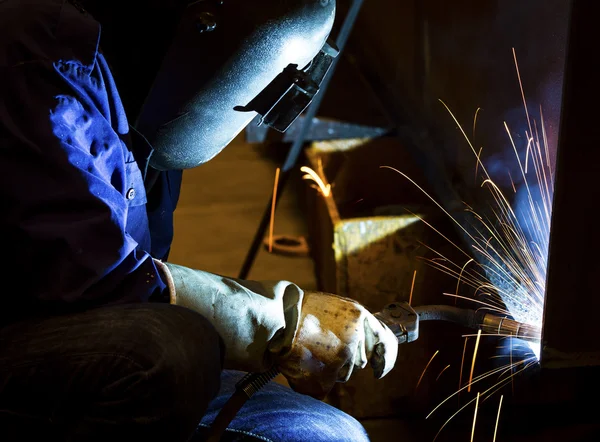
{"left": 155, "top": 261, "right": 398, "bottom": 398}
{"left": 277, "top": 291, "right": 398, "bottom": 398}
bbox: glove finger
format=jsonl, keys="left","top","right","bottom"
{"left": 339, "top": 336, "right": 366, "bottom": 382}
{"left": 354, "top": 336, "right": 368, "bottom": 370}
{"left": 337, "top": 360, "right": 354, "bottom": 382}
{"left": 366, "top": 316, "right": 398, "bottom": 379}
{"left": 371, "top": 342, "right": 386, "bottom": 378}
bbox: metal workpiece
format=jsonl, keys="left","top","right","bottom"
{"left": 542, "top": 0, "right": 600, "bottom": 367}
{"left": 376, "top": 302, "right": 541, "bottom": 344}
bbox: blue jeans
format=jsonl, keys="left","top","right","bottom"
{"left": 194, "top": 371, "right": 370, "bottom": 442}
{"left": 0, "top": 303, "right": 369, "bottom": 441}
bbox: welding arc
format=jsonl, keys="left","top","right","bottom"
{"left": 413, "top": 305, "right": 541, "bottom": 342}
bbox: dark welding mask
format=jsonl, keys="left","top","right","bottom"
{"left": 134, "top": 0, "right": 337, "bottom": 170}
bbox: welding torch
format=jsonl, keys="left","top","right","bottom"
{"left": 205, "top": 302, "right": 541, "bottom": 441}
{"left": 375, "top": 301, "right": 542, "bottom": 345}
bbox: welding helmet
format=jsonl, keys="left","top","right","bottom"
{"left": 129, "top": 0, "right": 337, "bottom": 170}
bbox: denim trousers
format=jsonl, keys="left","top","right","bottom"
{"left": 0, "top": 303, "right": 369, "bottom": 442}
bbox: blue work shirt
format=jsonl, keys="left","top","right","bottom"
{"left": 0, "top": 0, "right": 181, "bottom": 323}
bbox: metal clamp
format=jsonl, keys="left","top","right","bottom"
{"left": 375, "top": 301, "right": 419, "bottom": 344}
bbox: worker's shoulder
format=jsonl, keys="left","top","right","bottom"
{"left": 0, "top": 0, "right": 100, "bottom": 69}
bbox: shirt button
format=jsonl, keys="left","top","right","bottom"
{"left": 126, "top": 188, "right": 136, "bottom": 200}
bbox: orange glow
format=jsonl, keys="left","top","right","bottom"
{"left": 300, "top": 166, "right": 331, "bottom": 197}
{"left": 268, "top": 168, "right": 281, "bottom": 253}
{"left": 409, "top": 270, "right": 417, "bottom": 306}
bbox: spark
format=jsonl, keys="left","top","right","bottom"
{"left": 386, "top": 73, "right": 550, "bottom": 342}
{"left": 409, "top": 270, "right": 417, "bottom": 306}
{"left": 380, "top": 167, "right": 479, "bottom": 261}
{"left": 510, "top": 338, "right": 515, "bottom": 394}
{"left": 442, "top": 293, "right": 508, "bottom": 315}
{"left": 385, "top": 48, "right": 552, "bottom": 438}
{"left": 480, "top": 178, "right": 516, "bottom": 218}
{"left": 471, "top": 392, "right": 480, "bottom": 442}
{"left": 459, "top": 337, "right": 468, "bottom": 393}
{"left": 473, "top": 107, "right": 482, "bottom": 140}
{"left": 508, "top": 171, "right": 517, "bottom": 193}
{"left": 432, "top": 360, "right": 527, "bottom": 442}
{"left": 416, "top": 350, "right": 439, "bottom": 391}
{"left": 439, "top": 99, "right": 493, "bottom": 183}
{"left": 455, "top": 259, "right": 474, "bottom": 305}
{"left": 524, "top": 135, "right": 534, "bottom": 174}
{"left": 493, "top": 395, "right": 504, "bottom": 442}
{"left": 434, "top": 397, "right": 476, "bottom": 442}
{"left": 300, "top": 165, "right": 331, "bottom": 197}
{"left": 437, "top": 364, "right": 451, "bottom": 381}
{"left": 475, "top": 147, "right": 483, "bottom": 179}
{"left": 513, "top": 47, "right": 533, "bottom": 138}
{"left": 428, "top": 357, "right": 535, "bottom": 420}
{"left": 432, "top": 360, "right": 533, "bottom": 442}
{"left": 268, "top": 167, "right": 280, "bottom": 253}
{"left": 468, "top": 330, "right": 482, "bottom": 392}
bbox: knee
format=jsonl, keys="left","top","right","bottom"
{"left": 328, "top": 412, "right": 370, "bottom": 442}
{"left": 276, "top": 404, "right": 370, "bottom": 442}
{"left": 226, "top": 374, "right": 370, "bottom": 442}
{"left": 293, "top": 407, "right": 370, "bottom": 442}
{"left": 108, "top": 303, "right": 224, "bottom": 410}
{"left": 133, "top": 303, "right": 224, "bottom": 389}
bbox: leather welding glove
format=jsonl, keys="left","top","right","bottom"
{"left": 276, "top": 291, "right": 398, "bottom": 398}
{"left": 155, "top": 261, "right": 398, "bottom": 398}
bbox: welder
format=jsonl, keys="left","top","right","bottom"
{"left": 0, "top": 1, "right": 398, "bottom": 441}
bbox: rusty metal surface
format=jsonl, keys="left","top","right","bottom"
{"left": 541, "top": 0, "right": 600, "bottom": 368}
{"left": 333, "top": 215, "right": 425, "bottom": 311}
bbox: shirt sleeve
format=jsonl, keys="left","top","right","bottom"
{"left": 0, "top": 57, "right": 169, "bottom": 319}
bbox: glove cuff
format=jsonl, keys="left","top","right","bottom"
{"left": 153, "top": 259, "right": 177, "bottom": 304}
{"left": 156, "top": 261, "right": 304, "bottom": 372}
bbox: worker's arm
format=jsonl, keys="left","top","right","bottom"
{"left": 0, "top": 53, "right": 168, "bottom": 319}
{"left": 157, "top": 262, "right": 398, "bottom": 398}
